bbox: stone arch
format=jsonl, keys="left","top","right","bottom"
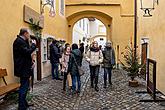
{"left": 67, "top": 10, "right": 113, "bottom": 43}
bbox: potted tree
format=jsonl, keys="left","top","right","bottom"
{"left": 120, "top": 43, "right": 143, "bottom": 87}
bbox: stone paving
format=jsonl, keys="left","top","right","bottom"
{"left": 1, "top": 61, "right": 165, "bottom": 110}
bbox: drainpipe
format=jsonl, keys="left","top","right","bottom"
{"left": 134, "top": 0, "right": 137, "bottom": 58}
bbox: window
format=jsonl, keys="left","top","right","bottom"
{"left": 100, "top": 38, "right": 104, "bottom": 41}
{"left": 83, "top": 19, "right": 85, "bottom": 31}
{"left": 42, "top": 38, "right": 47, "bottom": 62}
{"left": 79, "top": 20, "right": 82, "bottom": 28}
{"left": 47, "top": 37, "right": 54, "bottom": 60}
{"left": 87, "top": 23, "right": 89, "bottom": 34}
{"left": 98, "top": 25, "right": 106, "bottom": 33}
{"left": 59, "top": 0, "right": 64, "bottom": 16}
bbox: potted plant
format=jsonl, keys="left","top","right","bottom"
{"left": 29, "top": 18, "right": 42, "bottom": 39}
{"left": 120, "top": 43, "right": 143, "bottom": 87}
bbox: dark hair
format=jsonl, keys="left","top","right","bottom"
{"left": 65, "top": 46, "right": 70, "bottom": 51}
{"left": 65, "top": 43, "right": 70, "bottom": 48}
{"left": 52, "top": 39, "right": 58, "bottom": 44}
{"left": 80, "top": 43, "right": 84, "bottom": 46}
{"left": 72, "top": 43, "right": 78, "bottom": 50}
{"left": 19, "top": 28, "right": 28, "bottom": 36}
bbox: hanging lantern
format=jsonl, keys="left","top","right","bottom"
{"left": 40, "top": 0, "right": 55, "bottom": 17}
{"left": 140, "top": 0, "right": 159, "bottom": 17}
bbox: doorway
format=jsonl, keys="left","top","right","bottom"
{"left": 141, "top": 43, "right": 148, "bottom": 79}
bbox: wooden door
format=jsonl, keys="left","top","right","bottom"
{"left": 141, "top": 43, "right": 148, "bottom": 79}
{"left": 30, "top": 36, "right": 42, "bottom": 81}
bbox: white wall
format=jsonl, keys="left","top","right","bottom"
{"left": 72, "top": 18, "right": 90, "bottom": 46}
{"left": 73, "top": 18, "right": 106, "bottom": 46}
{"left": 94, "top": 36, "right": 107, "bottom": 48}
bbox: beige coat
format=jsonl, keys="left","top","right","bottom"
{"left": 86, "top": 50, "right": 103, "bottom": 66}
{"left": 61, "top": 53, "right": 70, "bottom": 72}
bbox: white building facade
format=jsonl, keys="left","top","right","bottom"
{"left": 72, "top": 18, "right": 106, "bottom": 48}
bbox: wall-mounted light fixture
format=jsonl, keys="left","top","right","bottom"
{"left": 140, "top": 0, "right": 159, "bottom": 17}
{"left": 40, "top": 0, "right": 55, "bottom": 17}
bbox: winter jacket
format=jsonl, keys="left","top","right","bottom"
{"left": 79, "top": 46, "right": 84, "bottom": 54}
{"left": 86, "top": 47, "right": 103, "bottom": 66}
{"left": 79, "top": 46, "right": 84, "bottom": 66}
{"left": 13, "top": 35, "right": 36, "bottom": 77}
{"left": 68, "top": 49, "right": 82, "bottom": 76}
{"left": 102, "top": 47, "right": 116, "bottom": 68}
{"left": 50, "top": 43, "right": 61, "bottom": 64}
{"left": 61, "top": 52, "right": 70, "bottom": 72}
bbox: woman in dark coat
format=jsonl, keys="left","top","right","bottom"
{"left": 68, "top": 44, "right": 82, "bottom": 94}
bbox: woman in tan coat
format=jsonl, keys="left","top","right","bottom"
{"left": 61, "top": 46, "right": 71, "bottom": 92}
{"left": 86, "top": 41, "right": 103, "bottom": 91}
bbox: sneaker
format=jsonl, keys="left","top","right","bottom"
{"left": 103, "top": 85, "right": 107, "bottom": 89}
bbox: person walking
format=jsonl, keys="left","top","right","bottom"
{"left": 13, "top": 28, "right": 36, "bottom": 110}
{"left": 50, "top": 40, "right": 62, "bottom": 80}
{"left": 61, "top": 46, "right": 71, "bottom": 92}
{"left": 102, "top": 41, "right": 116, "bottom": 88}
{"left": 86, "top": 41, "right": 103, "bottom": 92}
{"left": 68, "top": 44, "right": 82, "bottom": 94}
{"left": 79, "top": 43, "right": 84, "bottom": 66}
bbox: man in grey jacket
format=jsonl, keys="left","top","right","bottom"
{"left": 102, "top": 41, "right": 116, "bottom": 88}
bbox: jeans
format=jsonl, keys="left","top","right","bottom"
{"left": 18, "top": 77, "right": 30, "bottom": 110}
{"left": 72, "top": 74, "right": 81, "bottom": 92}
{"left": 89, "top": 65, "right": 100, "bottom": 87}
{"left": 104, "top": 68, "right": 112, "bottom": 86}
{"left": 51, "top": 63, "right": 59, "bottom": 79}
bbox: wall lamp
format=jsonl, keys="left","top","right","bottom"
{"left": 140, "top": 0, "right": 159, "bottom": 17}
{"left": 40, "top": 0, "right": 55, "bottom": 17}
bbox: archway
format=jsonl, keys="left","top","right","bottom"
{"left": 67, "top": 10, "right": 112, "bottom": 44}
{"left": 72, "top": 18, "right": 107, "bottom": 47}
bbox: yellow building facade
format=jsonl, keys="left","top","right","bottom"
{"left": 0, "top": 0, "right": 68, "bottom": 84}
{"left": 5, "top": 0, "right": 165, "bottom": 95}
{"left": 137, "top": 0, "right": 165, "bottom": 94}
{"left": 0, "top": 0, "right": 134, "bottom": 85}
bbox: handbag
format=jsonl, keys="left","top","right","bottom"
{"left": 72, "top": 54, "right": 85, "bottom": 76}
{"left": 67, "top": 73, "right": 72, "bottom": 87}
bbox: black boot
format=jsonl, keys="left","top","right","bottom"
{"left": 91, "top": 83, "right": 94, "bottom": 88}
{"left": 90, "top": 76, "right": 94, "bottom": 88}
{"left": 95, "top": 75, "right": 99, "bottom": 91}
{"left": 103, "top": 84, "right": 107, "bottom": 89}
{"left": 109, "top": 74, "right": 112, "bottom": 85}
{"left": 95, "top": 85, "right": 99, "bottom": 92}
{"left": 109, "top": 80, "right": 112, "bottom": 85}
{"left": 104, "top": 78, "right": 107, "bottom": 88}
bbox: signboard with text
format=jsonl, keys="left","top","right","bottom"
{"left": 147, "top": 59, "right": 156, "bottom": 100}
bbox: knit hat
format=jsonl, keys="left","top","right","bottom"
{"left": 106, "top": 41, "right": 112, "bottom": 47}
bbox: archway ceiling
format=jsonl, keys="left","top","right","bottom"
{"left": 67, "top": 10, "right": 112, "bottom": 27}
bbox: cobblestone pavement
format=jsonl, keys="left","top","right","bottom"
{"left": 1, "top": 61, "right": 165, "bottom": 110}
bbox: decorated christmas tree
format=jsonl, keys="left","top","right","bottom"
{"left": 120, "top": 37, "right": 143, "bottom": 81}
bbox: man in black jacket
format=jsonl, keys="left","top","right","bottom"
{"left": 13, "top": 28, "right": 36, "bottom": 110}
{"left": 50, "top": 40, "right": 62, "bottom": 80}
{"left": 79, "top": 43, "right": 84, "bottom": 66}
